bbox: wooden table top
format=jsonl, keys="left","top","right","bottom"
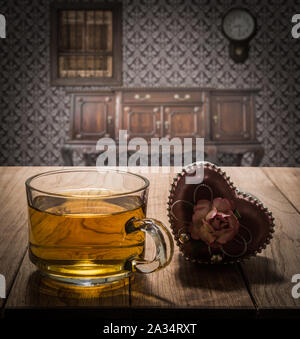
{"left": 0, "top": 166, "right": 299, "bottom": 320}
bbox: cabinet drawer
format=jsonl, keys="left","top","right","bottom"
{"left": 123, "top": 91, "right": 203, "bottom": 104}
{"left": 71, "top": 94, "right": 114, "bottom": 141}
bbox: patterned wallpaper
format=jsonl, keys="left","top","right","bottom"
{"left": 0, "top": 0, "right": 299, "bottom": 166}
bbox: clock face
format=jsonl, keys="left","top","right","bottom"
{"left": 223, "top": 9, "right": 256, "bottom": 41}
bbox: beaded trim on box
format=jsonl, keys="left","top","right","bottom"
{"left": 167, "top": 162, "right": 275, "bottom": 264}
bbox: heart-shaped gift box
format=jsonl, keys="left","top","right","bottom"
{"left": 168, "top": 162, "right": 275, "bottom": 264}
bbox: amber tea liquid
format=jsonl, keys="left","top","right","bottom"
{"left": 28, "top": 192, "right": 145, "bottom": 284}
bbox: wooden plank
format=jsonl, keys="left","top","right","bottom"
{"left": 226, "top": 167, "right": 300, "bottom": 310}
{"left": 130, "top": 169, "right": 254, "bottom": 309}
{"left": 0, "top": 167, "right": 45, "bottom": 309}
{"left": 5, "top": 166, "right": 300, "bottom": 313}
{"left": 6, "top": 250, "right": 129, "bottom": 308}
{"left": 263, "top": 167, "right": 300, "bottom": 212}
{"left": 131, "top": 252, "right": 253, "bottom": 309}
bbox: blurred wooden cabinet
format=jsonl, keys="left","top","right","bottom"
{"left": 70, "top": 92, "right": 114, "bottom": 140}
{"left": 211, "top": 92, "right": 255, "bottom": 142}
{"left": 62, "top": 88, "right": 264, "bottom": 166}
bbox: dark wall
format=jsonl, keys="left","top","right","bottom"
{"left": 0, "top": 0, "right": 299, "bottom": 166}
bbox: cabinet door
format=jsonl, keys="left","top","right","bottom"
{"left": 72, "top": 94, "right": 114, "bottom": 140}
{"left": 211, "top": 96, "right": 253, "bottom": 141}
{"left": 163, "top": 105, "right": 204, "bottom": 139}
{"left": 122, "top": 105, "right": 161, "bottom": 140}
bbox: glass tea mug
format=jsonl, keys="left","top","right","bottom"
{"left": 25, "top": 169, "right": 174, "bottom": 288}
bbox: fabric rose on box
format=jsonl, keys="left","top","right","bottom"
{"left": 189, "top": 198, "right": 239, "bottom": 248}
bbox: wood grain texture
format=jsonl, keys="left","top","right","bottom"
{"left": 6, "top": 251, "right": 129, "bottom": 308}
{"left": 132, "top": 252, "right": 253, "bottom": 309}
{"left": 263, "top": 167, "right": 300, "bottom": 212}
{"left": 1, "top": 167, "right": 300, "bottom": 314}
{"left": 0, "top": 167, "right": 46, "bottom": 309}
{"left": 226, "top": 167, "right": 300, "bottom": 310}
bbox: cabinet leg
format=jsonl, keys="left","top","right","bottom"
{"left": 61, "top": 148, "right": 74, "bottom": 166}
{"left": 252, "top": 147, "right": 264, "bottom": 166}
{"left": 83, "top": 153, "right": 96, "bottom": 166}
{"left": 205, "top": 146, "right": 217, "bottom": 164}
{"left": 83, "top": 153, "right": 90, "bottom": 166}
{"left": 236, "top": 154, "right": 244, "bottom": 166}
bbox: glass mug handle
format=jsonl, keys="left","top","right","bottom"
{"left": 125, "top": 217, "right": 174, "bottom": 274}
